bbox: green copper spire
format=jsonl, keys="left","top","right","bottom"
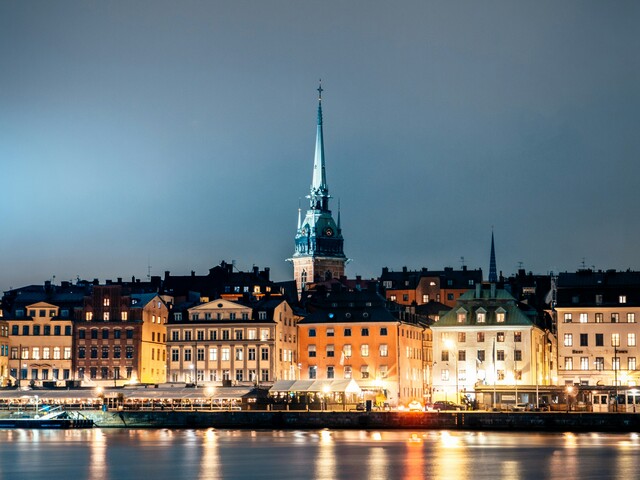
{"left": 309, "top": 80, "right": 328, "bottom": 211}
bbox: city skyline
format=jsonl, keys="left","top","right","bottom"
{"left": 2, "top": 1, "right": 639, "bottom": 293}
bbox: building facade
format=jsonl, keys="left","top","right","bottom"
{"left": 6, "top": 302, "right": 74, "bottom": 387}
{"left": 432, "top": 284, "right": 555, "bottom": 408}
{"left": 290, "top": 85, "right": 346, "bottom": 298}
{"left": 75, "top": 286, "right": 168, "bottom": 385}
{"left": 297, "top": 290, "right": 427, "bottom": 407}
{"left": 555, "top": 270, "right": 640, "bottom": 388}
{"left": 166, "top": 297, "right": 298, "bottom": 386}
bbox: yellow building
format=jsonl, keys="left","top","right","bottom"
{"left": 7, "top": 302, "right": 74, "bottom": 386}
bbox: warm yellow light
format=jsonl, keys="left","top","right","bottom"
{"left": 444, "top": 339, "right": 455, "bottom": 350}
{"left": 322, "top": 384, "right": 331, "bottom": 395}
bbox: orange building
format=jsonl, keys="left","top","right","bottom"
{"left": 298, "top": 290, "right": 427, "bottom": 407}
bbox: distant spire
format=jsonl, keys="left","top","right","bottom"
{"left": 309, "top": 80, "right": 328, "bottom": 210}
{"left": 297, "top": 204, "right": 302, "bottom": 230}
{"left": 489, "top": 229, "right": 498, "bottom": 282}
{"left": 337, "top": 198, "right": 341, "bottom": 229}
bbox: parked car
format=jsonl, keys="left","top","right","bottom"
{"left": 407, "top": 400, "right": 424, "bottom": 412}
{"left": 510, "top": 403, "right": 533, "bottom": 412}
{"left": 431, "top": 401, "right": 463, "bottom": 411}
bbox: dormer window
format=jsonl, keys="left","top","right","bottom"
{"left": 476, "top": 308, "right": 487, "bottom": 323}
{"left": 619, "top": 295, "right": 627, "bottom": 304}
{"left": 456, "top": 308, "right": 467, "bottom": 323}
{"left": 495, "top": 307, "right": 506, "bottom": 323}
{"left": 103, "top": 298, "right": 110, "bottom": 307}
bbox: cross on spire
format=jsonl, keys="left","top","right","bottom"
{"left": 317, "top": 80, "right": 323, "bottom": 100}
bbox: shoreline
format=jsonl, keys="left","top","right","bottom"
{"left": 71, "top": 410, "right": 640, "bottom": 433}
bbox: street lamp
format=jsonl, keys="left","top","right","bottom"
{"left": 614, "top": 338, "right": 619, "bottom": 412}
{"left": 444, "top": 339, "right": 458, "bottom": 405}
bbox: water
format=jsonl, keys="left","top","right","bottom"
{"left": 0, "top": 428, "right": 638, "bottom": 479}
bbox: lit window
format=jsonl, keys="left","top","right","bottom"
{"left": 343, "top": 344, "right": 352, "bottom": 357}
{"left": 580, "top": 357, "right": 589, "bottom": 370}
{"left": 441, "top": 369, "right": 450, "bottom": 381}
{"left": 629, "top": 357, "right": 637, "bottom": 371}
{"left": 619, "top": 295, "right": 627, "bottom": 304}
{"left": 579, "top": 313, "right": 588, "bottom": 323}
{"left": 379, "top": 344, "right": 388, "bottom": 357}
{"left": 628, "top": 333, "right": 636, "bottom": 347}
{"left": 564, "top": 313, "right": 572, "bottom": 323}
{"left": 612, "top": 333, "right": 620, "bottom": 347}
{"left": 496, "top": 312, "right": 505, "bottom": 323}
{"left": 564, "top": 357, "right": 573, "bottom": 370}
{"left": 611, "top": 313, "right": 619, "bottom": 323}
{"left": 361, "top": 344, "right": 369, "bottom": 357}
{"left": 564, "top": 334, "right": 573, "bottom": 347}
{"left": 103, "top": 298, "right": 110, "bottom": 307}
{"left": 497, "top": 332, "right": 505, "bottom": 342}
{"left": 627, "top": 313, "right": 636, "bottom": 323}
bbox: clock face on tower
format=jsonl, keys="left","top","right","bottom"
{"left": 324, "top": 227, "right": 334, "bottom": 237}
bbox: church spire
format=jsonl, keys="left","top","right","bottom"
{"left": 489, "top": 229, "right": 498, "bottom": 282}
{"left": 309, "top": 80, "right": 328, "bottom": 211}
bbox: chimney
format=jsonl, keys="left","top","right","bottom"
{"left": 402, "top": 266, "right": 408, "bottom": 273}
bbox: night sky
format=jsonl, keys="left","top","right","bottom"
{"left": 1, "top": 1, "right": 639, "bottom": 293}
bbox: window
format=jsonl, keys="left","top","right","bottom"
{"left": 579, "top": 313, "right": 588, "bottom": 323}
{"left": 497, "top": 332, "right": 505, "bottom": 342}
{"left": 447, "top": 293, "right": 454, "bottom": 301}
{"left": 628, "top": 333, "right": 636, "bottom": 347}
{"left": 389, "top": 295, "right": 397, "bottom": 302}
{"left": 209, "top": 348, "right": 218, "bottom": 361}
{"left": 326, "top": 345, "right": 334, "bottom": 357}
{"left": 309, "top": 366, "right": 317, "bottom": 379}
{"left": 90, "top": 329, "right": 98, "bottom": 339}
{"left": 53, "top": 347, "right": 60, "bottom": 360}
{"left": 327, "top": 328, "right": 334, "bottom": 337}
{"left": 361, "top": 328, "right": 369, "bottom": 336}
{"left": 564, "top": 357, "right": 573, "bottom": 370}
{"left": 78, "top": 347, "right": 86, "bottom": 359}
{"left": 33, "top": 325, "right": 41, "bottom": 335}
{"left": 64, "top": 347, "right": 71, "bottom": 360}
{"left": 497, "top": 350, "right": 505, "bottom": 361}
{"left": 343, "top": 344, "right": 352, "bottom": 357}
{"left": 612, "top": 333, "right": 620, "bottom": 347}
{"left": 380, "top": 327, "right": 388, "bottom": 336}
{"left": 126, "top": 329, "right": 133, "bottom": 339}
{"left": 54, "top": 326, "right": 61, "bottom": 335}
{"left": 477, "top": 332, "right": 485, "bottom": 343}
{"left": 247, "top": 329, "right": 257, "bottom": 340}
{"left": 628, "top": 313, "right": 636, "bottom": 323}
{"left": 612, "top": 356, "right": 620, "bottom": 372}
{"left": 235, "top": 370, "right": 243, "bottom": 382}
{"left": 595, "top": 313, "right": 603, "bottom": 323}
{"left": 261, "top": 348, "right": 269, "bottom": 361}
{"left": 327, "top": 366, "right": 335, "bottom": 379}
{"left": 344, "top": 366, "right": 352, "bottom": 379}
{"left": 379, "top": 344, "right": 388, "bottom": 357}
{"left": 360, "top": 365, "right": 369, "bottom": 379}
{"left": 221, "top": 348, "right": 230, "bottom": 361}
{"left": 103, "top": 312, "right": 109, "bottom": 321}
{"left": 222, "top": 330, "right": 230, "bottom": 340}
{"left": 248, "top": 348, "right": 256, "bottom": 361}
{"left": 564, "top": 313, "right": 572, "bottom": 323}
{"left": 172, "top": 349, "right": 179, "bottom": 362}
{"left": 102, "top": 328, "right": 109, "bottom": 339}
{"left": 514, "top": 332, "right": 522, "bottom": 343}
{"left": 580, "top": 333, "right": 588, "bottom": 347}
{"left": 564, "top": 333, "right": 573, "bottom": 347}
{"left": 90, "top": 347, "right": 98, "bottom": 359}
{"left": 629, "top": 357, "right": 636, "bottom": 371}
{"left": 308, "top": 345, "right": 316, "bottom": 358}
{"left": 477, "top": 350, "right": 485, "bottom": 362}
{"left": 441, "top": 369, "right": 450, "bottom": 381}
{"left": 260, "top": 329, "right": 270, "bottom": 341}
{"left": 258, "top": 311, "right": 267, "bottom": 320}
{"left": 235, "top": 330, "right": 243, "bottom": 341}
{"left": 102, "top": 347, "right": 109, "bottom": 359}
{"left": 441, "top": 351, "right": 449, "bottom": 362}
{"left": 171, "top": 331, "right": 179, "bottom": 341}
{"left": 344, "top": 328, "right": 352, "bottom": 337}
{"left": 496, "top": 312, "right": 505, "bottom": 323}
{"left": 595, "top": 333, "right": 604, "bottom": 346}
{"left": 457, "top": 312, "right": 466, "bottom": 323}
{"left": 595, "top": 357, "right": 604, "bottom": 371}
{"left": 579, "top": 357, "right": 589, "bottom": 370}
{"left": 361, "top": 344, "right": 369, "bottom": 357}
{"left": 458, "top": 350, "right": 466, "bottom": 361}
{"left": 43, "top": 325, "right": 50, "bottom": 336}
{"left": 403, "top": 294, "right": 409, "bottom": 302}
{"left": 122, "top": 311, "right": 128, "bottom": 321}
{"left": 458, "top": 332, "right": 466, "bottom": 343}
{"left": 620, "top": 295, "right": 627, "bottom": 304}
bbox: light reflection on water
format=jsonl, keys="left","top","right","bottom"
{"left": 0, "top": 429, "right": 639, "bottom": 479}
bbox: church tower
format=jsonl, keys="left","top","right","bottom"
{"left": 489, "top": 230, "right": 498, "bottom": 283}
{"left": 290, "top": 84, "right": 346, "bottom": 298}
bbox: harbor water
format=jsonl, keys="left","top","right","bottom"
{"left": 0, "top": 428, "right": 638, "bottom": 479}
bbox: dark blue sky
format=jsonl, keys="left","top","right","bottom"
{"left": 1, "top": 1, "right": 639, "bottom": 292}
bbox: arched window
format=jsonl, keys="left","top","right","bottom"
{"left": 301, "top": 270, "right": 307, "bottom": 287}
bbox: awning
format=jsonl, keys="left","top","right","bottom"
{"left": 269, "top": 379, "right": 361, "bottom": 395}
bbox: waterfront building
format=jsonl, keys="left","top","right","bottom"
{"left": 289, "top": 85, "right": 347, "bottom": 299}
{"left": 554, "top": 270, "right": 640, "bottom": 388}
{"left": 297, "top": 288, "right": 427, "bottom": 408}
{"left": 0, "top": 314, "right": 9, "bottom": 387}
{"left": 380, "top": 266, "right": 483, "bottom": 308}
{"left": 431, "top": 283, "right": 555, "bottom": 408}
{"left": 75, "top": 285, "right": 168, "bottom": 385}
{"left": 166, "top": 297, "right": 298, "bottom": 386}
